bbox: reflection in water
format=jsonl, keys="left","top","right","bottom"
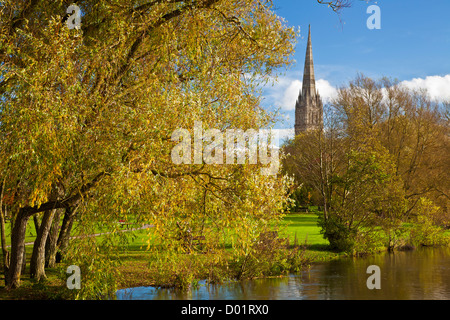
{"left": 116, "top": 247, "right": 450, "bottom": 300}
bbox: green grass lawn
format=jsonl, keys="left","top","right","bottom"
{"left": 280, "top": 213, "right": 328, "bottom": 246}
{"left": 1, "top": 212, "right": 336, "bottom": 266}
{"left": 3, "top": 211, "right": 327, "bottom": 245}
{"left": 116, "top": 213, "right": 333, "bottom": 253}
{"left": 278, "top": 213, "right": 339, "bottom": 261}
{"left": 2, "top": 220, "right": 39, "bottom": 246}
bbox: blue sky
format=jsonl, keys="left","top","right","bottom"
{"left": 263, "top": 0, "right": 450, "bottom": 132}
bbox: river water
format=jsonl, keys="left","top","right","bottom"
{"left": 116, "top": 247, "right": 450, "bottom": 300}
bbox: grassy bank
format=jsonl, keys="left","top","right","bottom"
{"left": 1, "top": 212, "right": 338, "bottom": 299}
{"left": 2, "top": 212, "right": 448, "bottom": 299}
{"left": 115, "top": 213, "right": 341, "bottom": 290}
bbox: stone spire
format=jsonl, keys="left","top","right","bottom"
{"left": 295, "top": 25, "right": 323, "bottom": 135}
{"left": 302, "top": 25, "right": 316, "bottom": 99}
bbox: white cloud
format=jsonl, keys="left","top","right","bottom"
{"left": 272, "top": 128, "right": 295, "bottom": 143}
{"left": 316, "top": 79, "right": 339, "bottom": 103}
{"left": 401, "top": 74, "right": 450, "bottom": 102}
{"left": 281, "top": 80, "right": 301, "bottom": 111}
{"left": 264, "top": 77, "right": 338, "bottom": 111}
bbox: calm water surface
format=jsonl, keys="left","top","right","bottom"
{"left": 116, "top": 247, "right": 450, "bottom": 300}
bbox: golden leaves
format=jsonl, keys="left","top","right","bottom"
{"left": 1, "top": 1, "right": 296, "bottom": 292}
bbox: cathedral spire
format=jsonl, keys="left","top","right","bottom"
{"left": 295, "top": 25, "right": 323, "bottom": 135}
{"left": 302, "top": 25, "right": 316, "bottom": 99}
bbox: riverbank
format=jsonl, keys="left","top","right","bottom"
{"left": 0, "top": 213, "right": 337, "bottom": 299}
{"left": 1, "top": 212, "right": 448, "bottom": 299}
{"left": 116, "top": 211, "right": 450, "bottom": 293}
{"left": 115, "top": 213, "right": 343, "bottom": 291}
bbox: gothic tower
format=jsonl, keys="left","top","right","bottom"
{"left": 295, "top": 25, "right": 323, "bottom": 135}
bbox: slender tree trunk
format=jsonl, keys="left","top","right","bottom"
{"left": 6, "top": 208, "right": 31, "bottom": 289}
{"left": 55, "top": 205, "right": 78, "bottom": 263}
{"left": 33, "top": 214, "right": 41, "bottom": 236}
{"left": 45, "top": 208, "right": 62, "bottom": 268}
{"left": 0, "top": 204, "right": 10, "bottom": 282}
{"left": 21, "top": 247, "right": 26, "bottom": 274}
{"left": 30, "top": 209, "right": 56, "bottom": 280}
{"left": 0, "top": 179, "right": 10, "bottom": 283}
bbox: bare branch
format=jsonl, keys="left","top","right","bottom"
{"left": 316, "top": 0, "right": 352, "bottom": 12}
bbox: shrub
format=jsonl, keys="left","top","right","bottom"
{"left": 409, "top": 198, "right": 450, "bottom": 247}
{"left": 317, "top": 213, "right": 356, "bottom": 252}
{"left": 148, "top": 251, "right": 198, "bottom": 291}
{"left": 232, "top": 231, "right": 310, "bottom": 280}
{"left": 318, "top": 213, "right": 385, "bottom": 255}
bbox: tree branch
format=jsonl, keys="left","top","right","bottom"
{"left": 19, "top": 172, "right": 110, "bottom": 216}
{"left": 110, "top": 0, "right": 220, "bottom": 86}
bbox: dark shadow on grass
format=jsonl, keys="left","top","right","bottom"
{"left": 305, "top": 243, "right": 336, "bottom": 252}
{"left": 283, "top": 215, "right": 319, "bottom": 224}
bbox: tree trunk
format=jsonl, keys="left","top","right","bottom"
{"left": 0, "top": 180, "right": 10, "bottom": 284}
{"left": 33, "top": 214, "right": 41, "bottom": 236}
{"left": 55, "top": 205, "right": 78, "bottom": 263}
{"left": 21, "top": 247, "right": 26, "bottom": 274}
{"left": 6, "top": 209, "right": 30, "bottom": 289}
{"left": 45, "top": 208, "right": 63, "bottom": 268}
{"left": 0, "top": 204, "right": 10, "bottom": 283}
{"left": 30, "top": 209, "right": 56, "bottom": 280}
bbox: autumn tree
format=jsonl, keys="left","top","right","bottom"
{"left": 335, "top": 76, "right": 449, "bottom": 221}
{"left": 282, "top": 104, "right": 342, "bottom": 220}
{"left": 283, "top": 74, "right": 449, "bottom": 253}
{"left": 1, "top": 0, "right": 299, "bottom": 292}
